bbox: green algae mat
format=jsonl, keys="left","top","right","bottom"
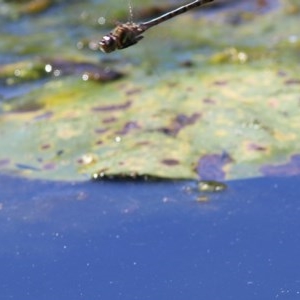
{"left": 0, "top": 0, "right": 300, "bottom": 181}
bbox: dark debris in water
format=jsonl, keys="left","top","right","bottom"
{"left": 92, "top": 171, "right": 173, "bottom": 182}
{"left": 92, "top": 100, "right": 132, "bottom": 112}
{"left": 10, "top": 100, "right": 44, "bottom": 113}
{"left": 161, "top": 159, "right": 180, "bottom": 166}
{"left": 115, "top": 121, "right": 141, "bottom": 135}
{"left": 0, "top": 59, "right": 124, "bottom": 85}
{"left": 47, "top": 59, "right": 124, "bottom": 82}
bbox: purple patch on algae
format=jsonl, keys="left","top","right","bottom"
{"left": 116, "top": 121, "right": 140, "bottom": 135}
{"left": 159, "top": 113, "right": 201, "bottom": 136}
{"left": 247, "top": 143, "right": 267, "bottom": 152}
{"left": 196, "top": 153, "right": 233, "bottom": 180}
{"left": 102, "top": 117, "right": 117, "bottom": 124}
{"left": 94, "top": 128, "right": 109, "bottom": 134}
{"left": 34, "top": 111, "right": 53, "bottom": 121}
{"left": 260, "top": 154, "right": 300, "bottom": 177}
{"left": 284, "top": 79, "right": 300, "bottom": 85}
{"left": 0, "top": 159, "right": 10, "bottom": 167}
{"left": 43, "top": 162, "right": 56, "bottom": 170}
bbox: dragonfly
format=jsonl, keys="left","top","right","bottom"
{"left": 99, "top": 0, "right": 214, "bottom": 53}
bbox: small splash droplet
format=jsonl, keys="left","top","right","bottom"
{"left": 14, "top": 69, "right": 22, "bottom": 77}
{"left": 79, "top": 153, "right": 97, "bottom": 165}
{"left": 115, "top": 136, "right": 122, "bottom": 143}
{"left": 289, "top": 35, "right": 298, "bottom": 43}
{"left": 196, "top": 195, "right": 209, "bottom": 202}
{"left": 45, "top": 64, "right": 52, "bottom": 73}
{"left": 53, "top": 70, "right": 61, "bottom": 77}
{"left": 98, "top": 16, "right": 106, "bottom": 25}
{"left": 82, "top": 73, "right": 89, "bottom": 81}
{"left": 198, "top": 180, "right": 227, "bottom": 192}
{"left": 237, "top": 51, "right": 248, "bottom": 63}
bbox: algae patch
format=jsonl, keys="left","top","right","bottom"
{"left": 0, "top": 1, "right": 299, "bottom": 181}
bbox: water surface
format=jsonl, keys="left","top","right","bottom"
{"left": 1, "top": 174, "right": 299, "bottom": 299}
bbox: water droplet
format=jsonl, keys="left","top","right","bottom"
{"left": 198, "top": 180, "right": 227, "bottom": 192}
{"left": 82, "top": 73, "right": 89, "bottom": 81}
{"left": 98, "top": 16, "right": 106, "bottom": 25}
{"left": 45, "top": 64, "right": 52, "bottom": 73}
{"left": 289, "top": 35, "right": 298, "bottom": 43}
{"left": 79, "top": 153, "right": 97, "bottom": 165}
{"left": 115, "top": 136, "right": 122, "bottom": 143}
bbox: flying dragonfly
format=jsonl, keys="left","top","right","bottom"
{"left": 99, "top": 0, "right": 214, "bottom": 53}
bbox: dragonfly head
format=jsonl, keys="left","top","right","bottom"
{"left": 99, "top": 34, "right": 117, "bottom": 53}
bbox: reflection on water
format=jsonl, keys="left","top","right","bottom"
{"left": 0, "top": 175, "right": 222, "bottom": 240}
{"left": 0, "top": 175, "right": 300, "bottom": 299}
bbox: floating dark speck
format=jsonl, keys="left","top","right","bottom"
{"left": 56, "top": 150, "right": 64, "bottom": 156}
{"left": 125, "top": 88, "right": 142, "bottom": 96}
{"left": 95, "top": 140, "right": 103, "bottom": 145}
{"left": 45, "top": 59, "right": 123, "bottom": 82}
{"left": 82, "top": 69, "right": 123, "bottom": 82}
{"left": 247, "top": 142, "right": 267, "bottom": 152}
{"left": 9, "top": 100, "right": 44, "bottom": 113}
{"left": 115, "top": 121, "right": 140, "bottom": 135}
{"left": 43, "top": 162, "right": 56, "bottom": 170}
{"left": 176, "top": 113, "right": 200, "bottom": 125}
{"left": 15, "top": 163, "right": 40, "bottom": 171}
{"left": 213, "top": 80, "right": 228, "bottom": 86}
{"left": 161, "top": 159, "right": 180, "bottom": 166}
{"left": 203, "top": 98, "right": 216, "bottom": 104}
{"left": 41, "top": 143, "right": 51, "bottom": 150}
{"left": 179, "top": 60, "right": 194, "bottom": 68}
{"left": 135, "top": 141, "right": 150, "bottom": 146}
{"left": 34, "top": 111, "right": 53, "bottom": 121}
{"left": 277, "top": 70, "right": 288, "bottom": 77}
{"left": 94, "top": 127, "right": 109, "bottom": 134}
{"left": 92, "top": 172, "right": 163, "bottom": 181}
{"left": 159, "top": 113, "right": 201, "bottom": 136}
{"left": 92, "top": 100, "right": 132, "bottom": 112}
{"left": 284, "top": 78, "right": 300, "bottom": 85}
{"left": 102, "top": 117, "right": 117, "bottom": 124}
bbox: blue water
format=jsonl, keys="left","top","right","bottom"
{"left": 0, "top": 1, "right": 298, "bottom": 298}
{"left": 0, "top": 175, "right": 299, "bottom": 299}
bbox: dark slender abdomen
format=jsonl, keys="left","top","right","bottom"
{"left": 142, "top": 0, "right": 214, "bottom": 29}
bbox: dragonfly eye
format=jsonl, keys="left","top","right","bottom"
{"left": 99, "top": 35, "right": 117, "bottom": 53}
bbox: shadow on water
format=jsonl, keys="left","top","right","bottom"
{"left": 0, "top": 174, "right": 300, "bottom": 299}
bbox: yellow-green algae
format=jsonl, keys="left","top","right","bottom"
{"left": 0, "top": 0, "right": 299, "bottom": 181}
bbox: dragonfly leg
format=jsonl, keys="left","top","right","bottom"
{"left": 118, "top": 35, "right": 144, "bottom": 49}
